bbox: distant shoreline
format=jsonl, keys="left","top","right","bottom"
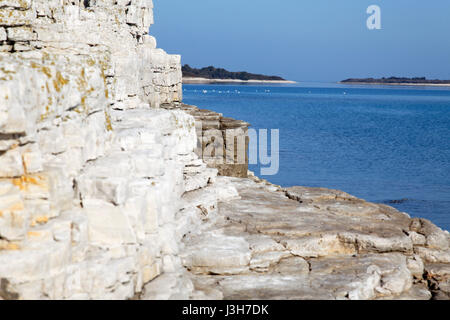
{"left": 340, "top": 77, "right": 450, "bottom": 87}
{"left": 183, "top": 77, "right": 297, "bottom": 84}
{"left": 339, "top": 81, "right": 450, "bottom": 87}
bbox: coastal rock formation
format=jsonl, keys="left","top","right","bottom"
{"left": 0, "top": 0, "right": 194, "bottom": 299}
{"left": 162, "top": 103, "right": 250, "bottom": 178}
{"left": 183, "top": 177, "right": 450, "bottom": 300}
{"left": 0, "top": 1, "right": 449, "bottom": 300}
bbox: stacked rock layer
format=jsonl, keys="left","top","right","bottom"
{"left": 0, "top": 0, "right": 216, "bottom": 299}
{"left": 162, "top": 103, "right": 250, "bottom": 178}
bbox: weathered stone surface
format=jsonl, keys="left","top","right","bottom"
{"left": 407, "top": 255, "right": 425, "bottom": 278}
{"left": 0, "top": 0, "right": 32, "bottom": 9}
{"left": 410, "top": 218, "right": 449, "bottom": 250}
{"left": 183, "top": 232, "right": 251, "bottom": 275}
{"left": 0, "top": 27, "right": 6, "bottom": 41}
{"left": 376, "top": 283, "right": 432, "bottom": 300}
{"left": 0, "top": 0, "right": 193, "bottom": 300}
{"left": 140, "top": 272, "right": 194, "bottom": 300}
{"left": 415, "top": 247, "right": 450, "bottom": 264}
{"left": 285, "top": 186, "right": 359, "bottom": 203}
{"left": 0, "top": 7, "right": 36, "bottom": 26}
{"left": 181, "top": 177, "right": 450, "bottom": 300}
{"left": 425, "top": 263, "right": 450, "bottom": 278}
{"left": 6, "top": 26, "right": 36, "bottom": 41}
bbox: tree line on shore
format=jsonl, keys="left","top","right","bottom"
{"left": 182, "top": 65, "right": 285, "bottom": 81}
{"left": 341, "top": 77, "right": 450, "bottom": 84}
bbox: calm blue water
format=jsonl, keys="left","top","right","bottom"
{"left": 183, "top": 83, "right": 450, "bottom": 231}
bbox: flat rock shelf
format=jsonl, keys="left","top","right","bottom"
{"left": 174, "top": 176, "right": 450, "bottom": 300}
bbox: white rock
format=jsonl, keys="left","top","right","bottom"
{"left": 0, "top": 27, "right": 7, "bottom": 41}
{"left": 183, "top": 232, "right": 251, "bottom": 275}
{"left": 83, "top": 199, "right": 137, "bottom": 247}
{"left": 283, "top": 234, "right": 356, "bottom": 258}
{"left": 7, "top": 27, "right": 36, "bottom": 41}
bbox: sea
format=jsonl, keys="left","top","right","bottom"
{"left": 183, "top": 83, "right": 450, "bottom": 231}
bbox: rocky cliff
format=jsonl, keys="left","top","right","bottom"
{"left": 1, "top": 0, "right": 449, "bottom": 300}
{"left": 0, "top": 0, "right": 214, "bottom": 299}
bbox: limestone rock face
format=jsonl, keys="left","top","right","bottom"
{"left": 0, "top": 0, "right": 201, "bottom": 300}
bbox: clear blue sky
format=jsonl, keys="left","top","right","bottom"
{"left": 152, "top": 0, "right": 450, "bottom": 82}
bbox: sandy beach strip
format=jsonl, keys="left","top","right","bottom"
{"left": 183, "top": 77, "right": 297, "bottom": 84}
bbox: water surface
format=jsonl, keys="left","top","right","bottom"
{"left": 183, "top": 83, "right": 450, "bottom": 231}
